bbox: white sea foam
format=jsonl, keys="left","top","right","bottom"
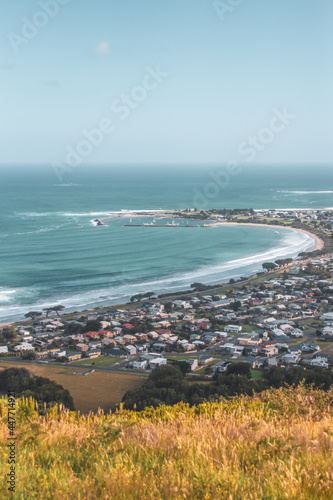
{"left": 0, "top": 225, "right": 315, "bottom": 324}
{"left": 0, "top": 289, "right": 16, "bottom": 303}
{"left": 277, "top": 190, "right": 333, "bottom": 195}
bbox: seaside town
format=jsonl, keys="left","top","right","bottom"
{"left": 1, "top": 209, "right": 333, "bottom": 377}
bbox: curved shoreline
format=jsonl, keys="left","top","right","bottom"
{"left": 213, "top": 222, "right": 324, "bottom": 252}
{"left": 0, "top": 219, "right": 325, "bottom": 325}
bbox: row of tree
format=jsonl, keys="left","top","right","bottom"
{"left": 24, "top": 305, "right": 65, "bottom": 320}
{"left": 122, "top": 364, "right": 333, "bottom": 411}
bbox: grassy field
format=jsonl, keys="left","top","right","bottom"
{"left": 0, "top": 386, "right": 332, "bottom": 499}
{"left": 0, "top": 361, "right": 144, "bottom": 413}
{"left": 74, "top": 356, "right": 124, "bottom": 368}
{"left": 250, "top": 369, "right": 265, "bottom": 379}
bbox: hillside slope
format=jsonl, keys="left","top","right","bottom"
{"left": 1, "top": 386, "right": 333, "bottom": 499}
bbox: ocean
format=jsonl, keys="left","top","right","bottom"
{"left": 0, "top": 164, "right": 331, "bottom": 324}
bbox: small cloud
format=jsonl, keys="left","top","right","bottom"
{"left": 43, "top": 80, "right": 61, "bottom": 89}
{"left": 0, "top": 63, "right": 14, "bottom": 71}
{"left": 91, "top": 41, "right": 112, "bottom": 57}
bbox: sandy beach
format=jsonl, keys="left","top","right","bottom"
{"left": 213, "top": 222, "right": 324, "bottom": 252}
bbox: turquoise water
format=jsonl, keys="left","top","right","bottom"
{"left": 0, "top": 164, "right": 331, "bottom": 323}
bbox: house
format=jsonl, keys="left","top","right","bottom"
{"left": 211, "top": 361, "right": 230, "bottom": 373}
{"left": 281, "top": 353, "right": 301, "bottom": 365}
{"left": 123, "top": 335, "right": 137, "bottom": 343}
{"left": 224, "top": 325, "right": 242, "bottom": 334}
{"left": 252, "top": 359, "right": 265, "bottom": 369}
{"left": 124, "top": 345, "right": 137, "bottom": 356}
{"left": 105, "top": 347, "right": 127, "bottom": 357}
{"left": 309, "top": 356, "right": 328, "bottom": 369}
{"left": 76, "top": 343, "right": 88, "bottom": 352}
{"left": 152, "top": 343, "right": 166, "bottom": 352}
{"left": 192, "top": 340, "right": 205, "bottom": 347}
{"left": 219, "top": 343, "right": 244, "bottom": 357}
{"left": 136, "top": 333, "right": 148, "bottom": 341}
{"left": 14, "top": 343, "right": 35, "bottom": 352}
{"left": 98, "top": 330, "right": 114, "bottom": 338}
{"left": 35, "top": 351, "right": 49, "bottom": 360}
{"left": 266, "top": 357, "right": 279, "bottom": 367}
{"left": 54, "top": 350, "right": 67, "bottom": 358}
{"left": 156, "top": 329, "right": 171, "bottom": 336}
{"left": 260, "top": 345, "right": 278, "bottom": 358}
{"left": 322, "top": 327, "right": 333, "bottom": 337}
{"left": 167, "top": 335, "right": 179, "bottom": 344}
{"left": 0, "top": 346, "right": 9, "bottom": 354}
{"left": 132, "top": 358, "right": 149, "bottom": 370}
{"left": 19, "top": 330, "right": 31, "bottom": 336}
{"left": 122, "top": 323, "right": 135, "bottom": 330}
{"left": 85, "top": 331, "right": 100, "bottom": 340}
{"left": 214, "top": 331, "right": 228, "bottom": 338}
{"left": 197, "top": 321, "right": 212, "bottom": 330}
{"left": 237, "top": 336, "right": 261, "bottom": 347}
{"left": 66, "top": 353, "right": 82, "bottom": 362}
{"left": 83, "top": 349, "right": 101, "bottom": 359}
{"left": 147, "top": 331, "right": 159, "bottom": 339}
{"left": 102, "top": 338, "right": 117, "bottom": 347}
{"left": 149, "top": 358, "right": 168, "bottom": 370}
{"left": 198, "top": 354, "right": 214, "bottom": 366}
{"left": 290, "top": 329, "right": 303, "bottom": 338}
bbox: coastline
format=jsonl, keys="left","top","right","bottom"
{"left": 213, "top": 222, "right": 324, "bottom": 251}
{"left": 0, "top": 218, "right": 326, "bottom": 326}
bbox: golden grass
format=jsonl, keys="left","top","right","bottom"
{"left": 0, "top": 362, "right": 144, "bottom": 413}
{"left": 0, "top": 386, "right": 333, "bottom": 499}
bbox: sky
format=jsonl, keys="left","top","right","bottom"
{"left": 0, "top": 0, "right": 332, "bottom": 166}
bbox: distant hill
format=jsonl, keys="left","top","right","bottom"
{"left": 1, "top": 386, "right": 332, "bottom": 499}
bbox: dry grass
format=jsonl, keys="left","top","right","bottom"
{"left": 0, "top": 386, "right": 333, "bottom": 499}
{"left": 0, "top": 362, "right": 144, "bottom": 413}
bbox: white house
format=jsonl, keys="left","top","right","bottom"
{"left": 0, "top": 346, "right": 8, "bottom": 353}
{"left": 224, "top": 325, "right": 242, "bottom": 334}
{"left": 290, "top": 329, "right": 303, "bottom": 338}
{"left": 214, "top": 331, "right": 228, "bottom": 338}
{"left": 282, "top": 353, "right": 300, "bottom": 365}
{"left": 14, "top": 342, "right": 35, "bottom": 352}
{"left": 309, "top": 357, "right": 328, "bottom": 369}
{"left": 149, "top": 358, "right": 167, "bottom": 370}
{"left": 132, "top": 358, "right": 148, "bottom": 370}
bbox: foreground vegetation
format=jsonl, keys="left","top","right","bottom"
{"left": 1, "top": 386, "right": 333, "bottom": 499}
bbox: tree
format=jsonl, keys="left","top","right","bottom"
{"left": 25, "top": 311, "right": 42, "bottom": 321}
{"left": 262, "top": 262, "right": 277, "bottom": 272}
{"left": 84, "top": 320, "right": 102, "bottom": 333}
{"left": 43, "top": 308, "right": 54, "bottom": 317}
{"left": 2, "top": 326, "right": 16, "bottom": 340}
{"left": 52, "top": 305, "right": 65, "bottom": 316}
{"left": 171, "top": 360, "right": 191, "bottom": 376}
{"left": 0, "top": 368, "right": 74, "bottom": 410}
{"left": 227, "top": 362, "right": 251, "bottom": 378}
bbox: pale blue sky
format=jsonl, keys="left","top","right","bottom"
{"left": 0, "top": 0, "right": 332, "bottom": 165}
